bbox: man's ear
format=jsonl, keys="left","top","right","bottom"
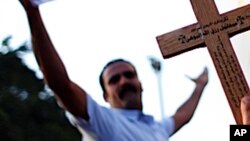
{"left": 140, "top": 82, "right": 143, "bottom": 93}
{"left": 103, "top": 92, "right": 108, "bottom": 102}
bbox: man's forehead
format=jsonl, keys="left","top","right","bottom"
{"left": 103, "top": 62, "right": 135, "bottom": 78}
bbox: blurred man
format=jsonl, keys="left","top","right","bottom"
{"left": 19, "top": 0, "right": 209, "bottom": 140}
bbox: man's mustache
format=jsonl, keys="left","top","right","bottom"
{"left": 119, "top": 84, "right": 137, "bottom": 98}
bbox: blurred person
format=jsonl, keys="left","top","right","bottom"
{"left": 18, "top": 0, "right": 209, "bottom": 140}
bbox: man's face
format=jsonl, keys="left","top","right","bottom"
{"left": 102, "top": 62, "right": 143, "bottom": 110}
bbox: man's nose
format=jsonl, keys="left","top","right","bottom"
{"left": 119, "top": 75, "right": 130, "bottom": 85}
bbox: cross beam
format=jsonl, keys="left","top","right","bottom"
{"left": 156, "top": 0, "right": 250, "bottom": 124}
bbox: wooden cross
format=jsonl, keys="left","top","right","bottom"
{"left": 156, "top": 0, "right": 250, "bottom": 124}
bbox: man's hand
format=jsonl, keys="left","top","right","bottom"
{"left": 241, "top": 95, "right": 250, "bottom": 125}
{"left": 186, "top": 67, "right": 208, "bottom": 87}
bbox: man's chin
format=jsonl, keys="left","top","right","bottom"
{"left": 122, "top": 93, "right": 141, "bottom": 104}
{"left": 124, "top": 98, "right": 142, "bottom": 110}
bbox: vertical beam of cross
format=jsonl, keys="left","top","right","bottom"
{"left": 191, "top": 0, "right": 249, "bottom": 124}
{"left": 157, "top": 0, "right": 250, "bottom": 124}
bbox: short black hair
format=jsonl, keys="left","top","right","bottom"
{"left": 99, "top": 58, "right": 134, "bottom": 93}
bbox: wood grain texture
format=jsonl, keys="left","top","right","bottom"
{"left": 157, "top": 0, "right": 250, "bottom": 124}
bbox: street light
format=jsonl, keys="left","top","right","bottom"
{"left": 148, "top": 56, "right": 165, "bottom": 119}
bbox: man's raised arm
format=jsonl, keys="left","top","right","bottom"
{"left": 19, "top": 0, "right": 89, "bottom": 120}
{"left": 171, "top": 67, "right": 208, "bottom": 135}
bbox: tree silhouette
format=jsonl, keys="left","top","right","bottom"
{"left": 0, "top": 36, "right": 81, "bottom": 141}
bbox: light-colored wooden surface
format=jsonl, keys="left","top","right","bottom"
{"left": 157, "top": 0, "right": 250, "bottom": 124}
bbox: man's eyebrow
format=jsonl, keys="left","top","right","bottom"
{"left": 108, "top": 74, "right": 120, "bottom": 83}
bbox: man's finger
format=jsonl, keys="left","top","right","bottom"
{"left": 241, "top": 96, "right": 250, "bottom": 125}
